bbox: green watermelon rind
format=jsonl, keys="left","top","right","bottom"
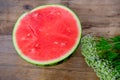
{"left": 13, "top": 4, "right": 82, "bottom": 66}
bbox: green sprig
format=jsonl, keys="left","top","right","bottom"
{"left": 81, "top": 34, "right": 120, "bottom": 80}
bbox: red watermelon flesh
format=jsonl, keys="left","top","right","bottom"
{"left": 13, "top": 5, "right": 81, "bottom": 64}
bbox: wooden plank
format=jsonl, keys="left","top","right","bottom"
{"left": 0, "top": 0, "right": 120, "bottom": 34}
{"left": 0, "top": 35, "right": 91, "bottom": 71}
{"left": 0, "top": 0, "right": 120, "bottom": 80}
{"left": 83, "top": 26, "right": 120, "bottom": 37}
{"left": 0, "top": 35, "right": 99, "bottom": 80}
{"left": 0, "top": 66, "right": 98, "bottom": 80}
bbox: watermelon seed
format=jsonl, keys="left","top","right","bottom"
{"left": 21, "top": 33, "right": 31, "bottom": 41}
{"left": 57, "top": 12, "right": 61, "bottom": 15}
{"left": 21, "top": 37, "right": 26, "bottom": 40}
{"left": 30, "top": 48, "right": 35, "bottom": 53}
{"left": 33, "top": 13, "right": 39, "bottom": 18}
{"left": 27, "top": 33, "right": 31, "bottom": 37}
{"left": 34, "top": 44, "right": 40, "bottom": 49}
{"left": 61, "top": 42, "right": 66, "bottom": 46}
{"left": 67, "top": 28, "right": 71, "bottom": 32}
{"left": 54, "top": 41, "right": 58, "bottom": 45}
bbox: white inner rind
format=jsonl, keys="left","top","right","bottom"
{"left": 13, "top": 4, "right": 82, "bottom": 65}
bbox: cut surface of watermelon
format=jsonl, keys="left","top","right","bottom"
{"left": 13, "top": 5, "right": 81, "bottom": 65}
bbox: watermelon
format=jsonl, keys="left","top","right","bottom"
{"left": 13, "top": 5, "right": 82, "bottom": 66}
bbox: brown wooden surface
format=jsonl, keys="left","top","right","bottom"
{"left": 0, "top": 0, "right": 120, "bottom": 80}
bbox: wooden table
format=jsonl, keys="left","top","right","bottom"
{"left": 0, "top": 0, "right": 120, "bottom": 80}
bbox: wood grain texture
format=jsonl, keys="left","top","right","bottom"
{"left": 0, "top": 0, "right": 120, "bottom": 80}
{"left": 0, "top": 35, "right": 98, "bottom": 80}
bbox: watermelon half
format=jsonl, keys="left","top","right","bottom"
{"left": 13, "top": 5, "right": 82, "bottom": 66}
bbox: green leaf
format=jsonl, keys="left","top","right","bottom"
{"left": 111, "top": 36, "right": 120, "bottom": 42}
{"left": 81, "top": 34, "right": 120, "bottom": 80}
{"left": 96, "top": 37, "right": 112, "bottom": 51}
{"left": 105, "top": 51, "right": 118, "bottom": 61}
{"left": 114, "top": 43, "right": 120, "bottom": 50}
